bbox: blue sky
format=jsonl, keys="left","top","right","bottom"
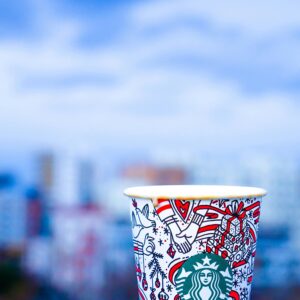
{"left": 0, "top": 0, "right": 300, "bottom": 167}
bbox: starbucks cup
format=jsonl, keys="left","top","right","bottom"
{"left": 124, "top": 185, "right": 267, "bottom": 300}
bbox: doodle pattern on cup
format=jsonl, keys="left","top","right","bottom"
{"left": 130, "top": 197, "right": 261, "bottom": 300}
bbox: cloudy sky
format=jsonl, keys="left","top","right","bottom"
{"left": 0, "top": 0, "right": 300, "bottom": 166}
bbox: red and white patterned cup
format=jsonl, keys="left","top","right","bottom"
{"left": 124, "top": 185, "right": 267, "bottom": 300}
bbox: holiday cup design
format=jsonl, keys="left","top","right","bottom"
{"left": 125, "top": 185, "right": 266, "bottom": 300}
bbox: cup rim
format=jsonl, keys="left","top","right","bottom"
{"left": 124, "top": 184, "right": 267, "bottom": 201}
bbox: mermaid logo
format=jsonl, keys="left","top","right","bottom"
{"left": 175, "top": 253, "right": 232, "bottom": 300}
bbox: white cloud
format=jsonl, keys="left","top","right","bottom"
{"left": 0, "top": 0, "right": 299, "bottom": 156}
{"left": 129, "top": 0, "right": 300, "bottom": 75}
{"left": 132, "top": 0, "right": 300, "bottom": 37}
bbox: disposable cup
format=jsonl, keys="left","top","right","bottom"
{"left": 124, "top": 185, "right": 267, "bottom": 300}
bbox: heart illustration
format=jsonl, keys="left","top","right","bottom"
{"left": 172, "top": 200, "right": 192, "bottom": 222}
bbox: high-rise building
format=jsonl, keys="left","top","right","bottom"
{"left": 78, "top": 159, "right": 96, "bottom": 206}
{"left": 51, "top": 152, "right": 98, "bottom": 207}
{"left": 121, "top": 164, "right": 187, "bottom": 185}
{"left": 26, "top": 187, "right": 42, "bottom": 237}
{"left": 37, "top": 152, "right": 55, "bottom": 199}
{"left": 0, "top": 173, "right": 25, "bottom": 248}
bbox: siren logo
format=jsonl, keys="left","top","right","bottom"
{"left": 175, "top": 253, "right": 233, "bottom": 300}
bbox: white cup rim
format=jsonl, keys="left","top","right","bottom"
{"left": 124, "top": 184, "right": 267, "bottom": 201}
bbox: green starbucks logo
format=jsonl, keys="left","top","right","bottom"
{"left": 175, "top": 253, "right": 233, "bottom": 300}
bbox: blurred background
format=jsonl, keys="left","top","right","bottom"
{"left": 0, "top": 0, "right": 300, "bottom": 299}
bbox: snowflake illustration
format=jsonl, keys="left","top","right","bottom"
{"left": 240, "top": 287, "right": 249, "bottom": 300}
{"left": 159, "top": 239, "right": 163, "bottom": 246}
{"left": 233, "top": 269, "right": 239, "bottom": 277}
{"left": 153, "top": 227, "right": 158, "bottom": 235}
{"left": 163, "top": 227, "right": 169, "bottom": 235}
{"left": 233, "top": 279, "right": 239, "bottom": 288}
{"left": 166, "top": 284, "right": 173, "bottom": 292}
{"left": 240, "top": 270, "right": 247, "bottom": 281}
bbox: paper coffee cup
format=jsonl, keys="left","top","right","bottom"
{"left": 124, "top": 185, "right": 266, "bottom": 300}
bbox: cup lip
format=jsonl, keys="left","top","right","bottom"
{"left": 124, "top": 184, "right": 267, "bottom": 201}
